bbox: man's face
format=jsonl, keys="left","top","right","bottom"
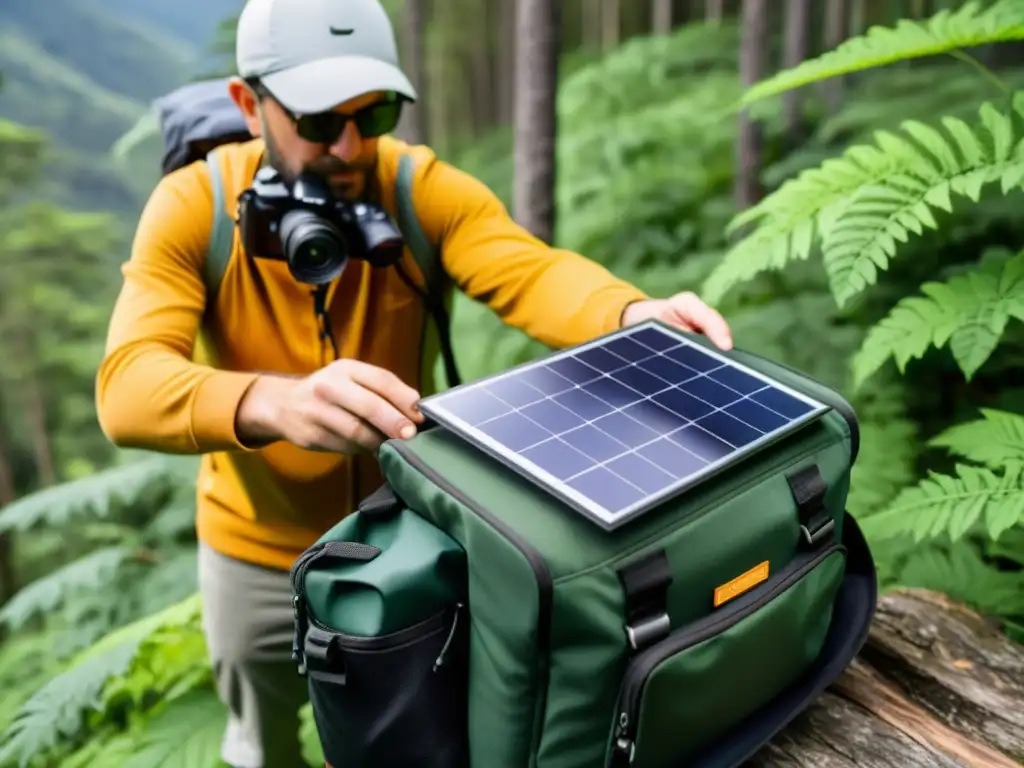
{"left": 230, "top": 79, "right": 391, "bottom": 200}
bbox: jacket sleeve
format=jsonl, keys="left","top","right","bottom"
{"left": 412, "top": 156, "right": 650, "bottom": 348}
{"left": 95, "top": 163, "right": 260, "bottom": 454}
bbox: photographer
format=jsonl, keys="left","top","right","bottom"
{"left": 95, "top": 0, "right": 733, "bottom": 765}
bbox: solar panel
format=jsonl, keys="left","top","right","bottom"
{"left": 417, "top": 321, "right": 832, "bottom": 530}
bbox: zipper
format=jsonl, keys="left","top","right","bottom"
{"left": 387, "top": 441, "right": 554, "bottom": 753}
{"left": 433, "top": 602, "right": 464, "bottom": 672}
{"left": 730, "top": 348, "right": 860, "bottom": 462}
{"left": 610, "top": 542, "right": 846, "bottom": 766}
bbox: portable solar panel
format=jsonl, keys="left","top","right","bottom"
{"left": 417, "top": 321, "right": 832, "bottom": 530}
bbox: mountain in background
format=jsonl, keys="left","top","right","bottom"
{"left": 0, "top": 0, "right": 243, "bottom": 217}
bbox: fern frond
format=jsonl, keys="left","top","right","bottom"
{"left": 120, "top": 690, "right": 226, "bottom": 768}
{"left": 0, "top": 546, "right": 132, "bottom": 631}
{"left": 850, "top": 248, "right": 1024, "bottom": 385}
{"left": 0, "top": 457, "right": 173, "bottom": 533}
{"left": 848, "top": 416, "right": 919, "bottom": 518}
{"left": 741, "top": 0, "right": 1024, "bottom": 105}
{"left": 702, "top": 92, "right": 1024, "bottom": 306}
{"left": 861, "top": 461, "right": 1024, "bottom": 544}
{"left": 929, "top": 408, "right": 1024, "bottom": 469}
{"left": 894, "top": 541, "right": 1024, "bottom": 619}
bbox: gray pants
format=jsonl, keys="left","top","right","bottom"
{"left": 198, "top": 543, "right": 311, "bottom": 768}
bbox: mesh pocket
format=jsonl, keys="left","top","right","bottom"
{"left": 306, "top": 604, "right": 469, "bottom": 768}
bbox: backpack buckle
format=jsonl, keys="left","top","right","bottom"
{"left": 626, "top": 611, "right": 671, "bottom": 651}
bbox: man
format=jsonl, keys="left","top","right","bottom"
{"left": 95, "top": 0, "right": 733, "bottom": 765}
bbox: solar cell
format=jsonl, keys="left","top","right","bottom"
{"left": 417, "top": 321, "right": 832, "bottom": 530}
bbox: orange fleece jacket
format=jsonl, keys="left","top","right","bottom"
{"left": 96, "top": 136, "right": 649, "bottom": 571}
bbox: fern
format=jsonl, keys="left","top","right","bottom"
{"left": 118, "top": 690, "right": 226, "bottom": 768}
{"left": 740, "top": 0, "right": 1024, "bottom": 105}
{"left": 702, "top": 92, "right": 1024, "bottom": 306}
{"left": 0, "top": 457, "right": 173, "bottom": 533}
{"left": 0, "top": 545, "right": 132, "bottom": 631}
{"left": 929, "top": 408, "right": 1024, "bottom": 469}
{"left": 851, "top": 248, "right": 1024, "bottom": 385}
{"left": 860, "top": 461, "right": 1024, "bottom": 544}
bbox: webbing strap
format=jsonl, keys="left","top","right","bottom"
{"left": 395, "top": 154, "right": 440, "bottom": 295}
{"left": 617, "top": 550, "right": 673, "bottom": 650}
{"left": 204, "top": 147, "right": 234, "bottom": 300}
{"left": 786, "top": 464, "right": 835, "bottom": 549}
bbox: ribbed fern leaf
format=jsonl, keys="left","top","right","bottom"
{"left": 741, "top": 0, "right": 1024, "bottom": 105}
{"left": 702, "top": 92, "right": 1024, "bottom": 306}
{"left": 929, "top": 408, "right": 1024, "bottom": 469}
{"left": 0, "top": 546, "right": 132, "bottom": 631}
{"left": 0, "top": 457, "right": 173, "bottom": 533}
{"left": 861, "top": 461, "right": 1024, "bottom": 544}
{"left": 847, "top": 416, "right": 919, "bottom": 518}
{"left": 894, "top": 541, "right": 1024, "bottom": 619}
{"left": 850, "top": 248, "right": 1024, "bottom": 385}
{"left": 120, "top": 690, "right": 226, "bottom": 768}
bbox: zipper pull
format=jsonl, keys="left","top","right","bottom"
{"left": 433, "top": 603, "right": 463, "bottom": 672}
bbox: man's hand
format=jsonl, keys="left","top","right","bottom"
{"left": 236, "top": 359, "right": 425, "bottom": 453}
{"left": 621, "top": 292, "right": 733, "bottom": 351}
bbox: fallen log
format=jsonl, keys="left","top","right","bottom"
{"left": 750, "top": 588, "right": 1024, "bottom": 768}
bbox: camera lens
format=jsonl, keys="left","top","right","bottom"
{"left": 279, "top": 209, "right": 348, "bottom": 284}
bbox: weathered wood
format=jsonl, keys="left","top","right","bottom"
{"left": 749, "top": 589, "right": 1024, "bottom": 767}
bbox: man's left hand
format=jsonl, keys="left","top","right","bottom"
{"left": 621, "top": 293, "right": 733, "bottom": 351}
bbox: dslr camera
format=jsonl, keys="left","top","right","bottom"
{"left": 237, "top": 166, "right": 405, "bottom": 285}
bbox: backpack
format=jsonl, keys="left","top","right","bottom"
{"left": 289, "top": 323, "right": 878, "bottom": 768}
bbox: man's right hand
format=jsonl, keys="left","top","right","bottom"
{"left": 235, "top": 359, "right": 425, "bottom": 453}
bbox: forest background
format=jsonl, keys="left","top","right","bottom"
{"left": 0, "top": 0, "right": 1022, "bottom": 765}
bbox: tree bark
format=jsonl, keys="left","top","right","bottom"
{"left": 706, "top": 0, "right": 725, "bottom": 23}
{"left": 750, "top": 589, "right": 1024, "bottom": 767}
{"left": 495, "top": 0, "right": 516, "bottom": 125}
{"left": 652, "top": 0, "right": 673, "bottom": 35}
{"left": 782, "top": 0, "right": 812, "bottom": 144}
{"left": 602, "top": 0, "right": 620, "bottom": 52}
{"left": 398, "top": 0, "right": 427, "bottom": 144}
{"left": 513, "top": 0, "right": 560, "bottom": 244}
{"left": 821, "top": 0, "right": 847, "bottom": 114}
{"left": 735, "top": 0, "right": 768, "bottom": 211}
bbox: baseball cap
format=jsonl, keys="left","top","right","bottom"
{"left": 235, "top": 0, "right": 417, "bottom": 115}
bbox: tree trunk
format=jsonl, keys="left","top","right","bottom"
{"left": 706, "top": 0, "right": 725, "bottom": 23}
{"left": 602, "top": 0, "right": 620, "bottom": 52}
{"left": 0, "top": 423, "right": 16, "bottom": 607}
{"left": 750, "top": 589, "right": 1024, "bottom": 767}
{"left": 734, "top": 0, "right": 768, "bottom": 211}
{"left": 10, "top": 328, "right": 55, "bottom": 487}
{"left": 495, "top": 0, "right": 516, "bottom": 125}
{"left": 398, "top": 0, "right": 427, "bottom": 144}
{"left": 652, "top": 0, "right": 673, "bottom": 35}
{"left": 821, "top": 0, "right": 847, "bottom": 114}
{"left": 513, "top": 0, "right": 560, "bottom": 244}
{"left": 781, "top": 0, "right": 812, "bottom": 144}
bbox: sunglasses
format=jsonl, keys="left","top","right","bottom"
{"left": 249, "top": 79, "right": 404, "bottom": 144}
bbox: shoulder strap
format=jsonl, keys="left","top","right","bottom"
{"left": 203, "top": 147, "right": 234, "bottom": 300}
{"left": 395, "top": 153, "right": 442, "bottom": 296}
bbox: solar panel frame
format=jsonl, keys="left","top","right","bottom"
{"left": 417, "top": 320, "right": 832, "bottom": 531}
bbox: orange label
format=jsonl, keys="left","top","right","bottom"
{"left": 714, "top": 560, "right": 770, "bottom": 608}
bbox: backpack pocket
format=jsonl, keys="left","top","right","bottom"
{"left": 291, "top": 492, "right": 470, "bottom": 768}
{"left": 606, "top": 542, "right": 847, "bottom": 768}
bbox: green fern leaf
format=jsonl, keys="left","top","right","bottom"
{"left": 702, "top": 93, "right": 1024, "bottom": 306}
{"left": 851, "top": 248, "right": 1024, "bottom": 385}
{"left": 861, "top": 461, "right": 1024, "bottom": 544}
{"left": 929, "top": 408, "right": 1024, "bottom": 469}
{"left": 121, "top": 690, "right": 226, "bottom": 768}
{"left": 0, "top": 546, "right": 132, "bottom": 631}
{"left": 740, "top": 0, "right": 1024, "bottom": 105}
{"left": 847, "top": 416, "right": 919, "bottom": 518}
{"left": 895, "top": 541, "right": 1024, "bottom": 619}
{"left": 0, "top": 457, "right": 173, "bottom": 533}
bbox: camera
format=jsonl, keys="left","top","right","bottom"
{"left": 237, "top": 166, "right": 405, "bottom": 285}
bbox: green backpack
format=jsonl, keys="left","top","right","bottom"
{"left": 289, "top": 322, "right": 878, "bottom": 768}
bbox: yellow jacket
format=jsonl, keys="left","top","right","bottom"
{"left": 96, "top": 136, "right": 649, "bottom": 570}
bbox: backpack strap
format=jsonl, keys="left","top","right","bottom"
{"left": 203, "top": 147, "right": 234, "bottom": 300}
{"left": 394, "top": 153, "right": 460, "bottom": 389}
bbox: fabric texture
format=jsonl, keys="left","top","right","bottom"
{"left": 198, "top": 542, "right": 310, "bottom": 768}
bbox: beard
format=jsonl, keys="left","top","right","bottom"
{"left": 262, "top": 124, "right": 371, "bottom": 201}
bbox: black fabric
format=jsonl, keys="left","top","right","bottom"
{"left": 688, "top": 512, "right": 878, "bottom": 768}
{"left": 306, "top": 607, "right": 470, "bottom": 768}
{"left": 356, "top": 483, "right": 403, "bottom": 519}
{"left": 617, "top": 550, "right": 672, "bottom": 627}
{"left": 786, "top": 464, "right": 835, "bottom": 548}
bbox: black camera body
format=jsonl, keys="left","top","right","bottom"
{"left": 237, "top": 166, "right": 405, "bottom": 285}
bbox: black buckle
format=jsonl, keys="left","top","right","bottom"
{"left": 618, "top": 550, "right": 673, "bottom": 652}
{"left": 787, "top": 464, "right": 836, "bottom": 550}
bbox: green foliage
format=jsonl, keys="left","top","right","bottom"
{"left": 741, "top": 0, "right": 1024, "bottom": 105}
{"left": 708, "top": 3, "right": 1024, "bottom": 641}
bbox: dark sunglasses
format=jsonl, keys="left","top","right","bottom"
{"left": 248, "top": 79, "right": 404, "bottom": 144}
